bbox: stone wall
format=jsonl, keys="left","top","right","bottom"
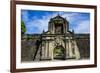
{"left": 21, "top": 34, "right": 90, "bottom": 62}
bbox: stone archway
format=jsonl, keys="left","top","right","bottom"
{"left": 53, "top": 45, "right": 65, "bottom": 60}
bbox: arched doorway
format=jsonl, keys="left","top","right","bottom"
{"left": 53, "top": 45, "right": 65, "bottom": 60}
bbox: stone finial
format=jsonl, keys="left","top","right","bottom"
{"left": 72, "top": 29, "right": 74, "bottom": 34}
{"left": 43, "top": 29, "right": 45, "bottom": 33}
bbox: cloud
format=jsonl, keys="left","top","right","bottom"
{"left": 21, "top": 10, "right": 90, "bottom": 34}
{"left": 22, "top": 11, "right": 61, "bottom": 34}
{"left": 74, "top": 20, "right": 90, "bottom": 33}
{"left": 26, "top": 17, "right": 49, "bottom": 34}
{"left": 60, "top": 12, "right": 90, "bottom": 33}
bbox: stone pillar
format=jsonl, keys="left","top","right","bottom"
{"left": 63, "top": 23, "right": 66, "bottom": 34}
{"left": 45, "top": 41, "right": 48, "bottom": 58}
{"left": 68, "top": 39, "right": 74, "bottom": 58}
{"left": 53, "top": 23, "right": 55, "bottom": 34}
{"left": 50, "top": 41, "right": 54, "bottom": 60}
{"left": 51, "top": 23, "right": 53, "bottom": 34}
{"left": 65, "top": 39, "right": 69, "bottom": 59}
{"left": 47, "top": 41, "right": 49, "bottom": 58}
{"left": 73, "top": 40, "right": 80, "bottom": 59}
{"left": 51, "top": 44, "right": 54, "bottom": 60}
{"left": 41, "top": 42, "right": 45, "bottom": 59}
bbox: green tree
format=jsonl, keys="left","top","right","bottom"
{"left": 21, "top": 21, "right": 26, "bottom": 34}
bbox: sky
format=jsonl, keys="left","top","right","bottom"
{"left": 21, "top": 9, "right": 90, "bottom": 34}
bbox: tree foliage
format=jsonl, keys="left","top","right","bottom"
{"left": 21, "top": 21, "right": 26, "bottom": 34}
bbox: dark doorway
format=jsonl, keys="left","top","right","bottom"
{"left": 53, "top": 45, "right": 65, "bottom": 60}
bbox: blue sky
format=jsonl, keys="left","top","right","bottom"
{"left": 21, "top": 9, "right": 90, "bottom": 34}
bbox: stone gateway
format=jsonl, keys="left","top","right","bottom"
{"left": 34, "top": 15, "right": 80, "bottom": 60}
{"left": 21, "top": 15, "right": 90, "bottom": 62}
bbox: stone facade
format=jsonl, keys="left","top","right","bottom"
{"left": 21, "top": 15, "right": 90, "bottom": 62}
{"left": 34, "top": 15, "right": 80, "bottom": 60}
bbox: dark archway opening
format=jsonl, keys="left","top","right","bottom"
{"left": 53, "top": 45, "right": 65, "bottom": 60}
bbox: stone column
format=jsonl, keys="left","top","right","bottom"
{"left": 53, "top": 23, "right": 55, "bottom": 34}
{"left": 49, "top": 41, "right": 54, "bottom": 60}
{"left": 51, "top": 42, "right": 54, "bottom": 60}
{"left": 63, "top": 23, "right": 66, "bottom": 34}
{"left": 45, "top": 41, "right": 48, "bottom": 59}
{"left": 65, "top": 39, "right": 69, "bottom": 59}
{"left": 73, "top": 40, "right": 80, "bottom": 59}
{"left": 47, "top": 41, "right": 49, "bottom": 59}
{"left": 41, "top": 42, "right": 45, "bottom": 59}
{"left": 68, "top": 39, "right": 73, "bottom": 58}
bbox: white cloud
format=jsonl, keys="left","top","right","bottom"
{"left": 22, "top": 11, "right": 90, "bottom": 34}
{"left": 26, "top": 15, "right": 49, "bottom": 34}
{"left": 25, "top": 12, "right": 61, "bottom": 34}
{"left": 74, "top": 20, "right": 90, "bottom": 33}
